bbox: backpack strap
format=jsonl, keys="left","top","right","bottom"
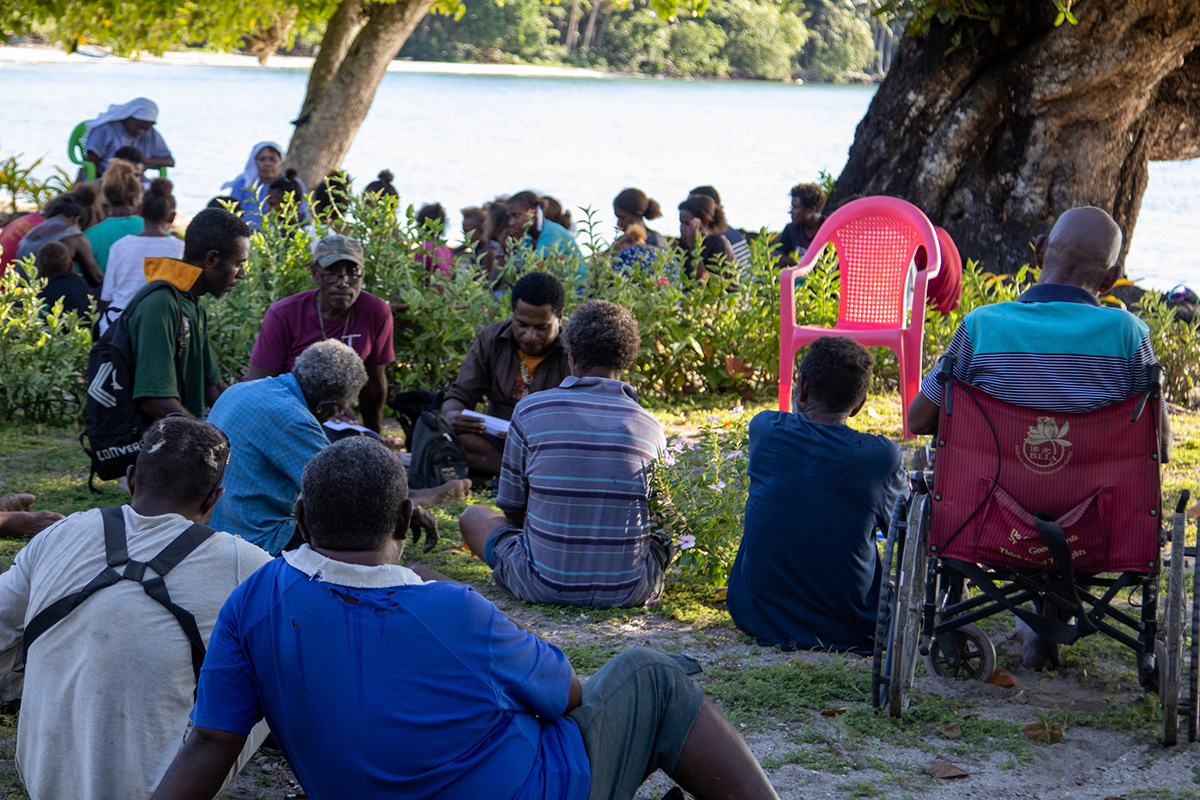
{"left": 135, "top": 521, "right": 217, "bottom": 682}
{"left": 23, "top": 507, "right": 128, "bottom": 660}
{"left": 22, "top": 507, "right": 217, "bottom": 683}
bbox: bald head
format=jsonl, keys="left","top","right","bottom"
{"left": 1035, "top": 207, "right": 1123, "bottom": 294}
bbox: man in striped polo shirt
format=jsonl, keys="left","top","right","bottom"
{"left": 460, "top": 300, "right": 669, "bottom": 608}
{"left": 908, "top": 206, "right": 1169, "bottom": 447}
{"left": 908, "top": 205, "right": 1171, "bottom": 668}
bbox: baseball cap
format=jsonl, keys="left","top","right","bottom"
{"left": 313, "top": 235, "right": 365, "bottom": 270}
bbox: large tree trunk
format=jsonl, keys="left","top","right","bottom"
{"left": 286, "top": 0, "right": 437, "bottom": 186}
{"left": 566, "top": 0, "right": 582, "bottom": 53}
{"left": 832, "top": 1, "right": 1200, "bottom": 275}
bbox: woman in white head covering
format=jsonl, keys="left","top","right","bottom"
{"left": 83, "top": 98, "right": 174, "bottom": 175}
{"left": 222, "top": 141, "right": 307, "bottom": 231}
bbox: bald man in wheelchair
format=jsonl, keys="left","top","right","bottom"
{"left": 907, "top": 206, "right": 1172, "bottom": 668}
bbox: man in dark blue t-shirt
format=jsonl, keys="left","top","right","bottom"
{"left": 727, "top": 337, "right": 906, "bottom": 653}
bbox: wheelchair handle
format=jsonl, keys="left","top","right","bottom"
{"left": 1131, "top": 363, "right": 1162, "bottom": 423}
{"left": 1176, "top": 489, "right": 1191, "bottom": 515}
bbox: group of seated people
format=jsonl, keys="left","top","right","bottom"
{"left": 0, "top": 99, "right": 1173, "bottom": 796}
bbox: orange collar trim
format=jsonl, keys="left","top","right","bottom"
{"left": 143, "top": 257, "right": 201, "bottom": 292}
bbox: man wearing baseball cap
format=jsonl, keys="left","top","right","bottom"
{"left": 244, "top": 234, "right": 395, "bottom": 433}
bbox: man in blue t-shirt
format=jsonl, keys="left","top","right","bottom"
{"left": 727, "top": 337, "right": 906, "bottom": 653}
{"left": 152, "top": 437, "right": 780, "bottom": 800}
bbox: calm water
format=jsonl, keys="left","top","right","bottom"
{"left": 3, "top": 59, "right": 1195, "bottom": 291}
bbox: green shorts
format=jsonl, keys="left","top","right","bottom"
{"left": 567, "top": 648, "right": 706, "bottom": 800}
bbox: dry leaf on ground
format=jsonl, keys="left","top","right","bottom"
{"left": 936, "top": 723, "right": 963, "bottom": 739}
{"left": 924, "top": 762, "right": 969, "bottom": 779}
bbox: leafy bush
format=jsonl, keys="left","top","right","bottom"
{"left": 0, "top": 152, "right": 72, "bottom": 214}
{"left": 653, "top": 407, "right": 754, "bottom": 586}
{"left": 0, "top": 265, "right": 93, "bottom": 423}
{"left": 1135, "top": 291, "right": 1200, "bottom": 408}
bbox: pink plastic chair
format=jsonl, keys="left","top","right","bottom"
{"left": 778, "top": 196, "right": 941, "bottom": 438}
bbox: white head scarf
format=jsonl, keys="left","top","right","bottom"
{"left": 85, "top": 98, "right": 159, "bottom": 131}
{"left": 222, "top": 141, "right": 285, "bottom": 191}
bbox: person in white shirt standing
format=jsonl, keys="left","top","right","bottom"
{"left": 99, "top": 177, "right": 184, "bottom": 335}
{"left": 0, "top": 415, "right": 273, "bottom": 799}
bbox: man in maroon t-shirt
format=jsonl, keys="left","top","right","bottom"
{"left": 245, "top": 235, "right": 394, "bottom": 433}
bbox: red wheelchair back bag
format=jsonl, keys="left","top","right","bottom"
{"left": 929, "top": 383, "right": 1161, "bottom": 574}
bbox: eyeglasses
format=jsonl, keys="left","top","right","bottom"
{"left": 318, "top": 270, "right": 364, "bottom": 286}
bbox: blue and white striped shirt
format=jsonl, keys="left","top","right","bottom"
{"left": 920, "top": 283, "right": 1157, "bottom": 412}
{"left": 496, "top": 376, "right": 667, "bottom": 607}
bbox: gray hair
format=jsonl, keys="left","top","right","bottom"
{"left": 292, "top": 339, "right": 368, "bottom": 409}
{"left": 300, "top": 437, "right": 408, "bottom": 550}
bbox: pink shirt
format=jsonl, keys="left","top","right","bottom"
{"left": 249, "top": 289, "right": 395, "bottom": 373}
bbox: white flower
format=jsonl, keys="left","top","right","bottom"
{"left": 725, "top": 450, "right": 743, "bottom": 460}
{"left": 678, "top": 535, "right": 696, "bottom": 550}
{"left": 662, "top": 452, "right": 676, "bottom": 466}
{"left": 708, "top": 480, "right": 726, "bottom": 491}
{"left": 706, "top": 415, "right": 720, "bottom": 422}
{"left": 731, "top": 405, "right": 745, "bottom": 414}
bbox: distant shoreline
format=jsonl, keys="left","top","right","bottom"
{"left": 0, "top": 43, "right": 622, "bottom": 79}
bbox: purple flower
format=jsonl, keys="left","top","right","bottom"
{"left": 663, "top": 452, "right": 676, "bottom": 466}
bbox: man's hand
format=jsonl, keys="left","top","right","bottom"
{"left": 447, "top": 410, "right": 486, "bottom": 437}
{"left": 0, "top": 510, "right": 64, "bottom": 538}
{"left": 409, "top": 504, "right": 440, "bottom": 554}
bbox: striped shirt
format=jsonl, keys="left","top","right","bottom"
{"left": 920, "top": 283, "right": 1157, "bottom": 411}
{"left": 495, "top": 376, "right": 667, "bottom": 607}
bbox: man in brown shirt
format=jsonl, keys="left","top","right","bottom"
{"left": 441, "top": 272, "right": 571, "bottom": 478}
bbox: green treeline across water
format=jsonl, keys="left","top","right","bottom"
{"left": 397, "top": 0, "right": 900, "bottom": 82}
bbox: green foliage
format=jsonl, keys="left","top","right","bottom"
{"left": 402, "top": 0, "right": 568, "bottom": 63}
{"left": 653, "top": 407, "right": 752, "bottom": 587}
{"left": 0, "top": 0, "right": 338, "bottom": 57}
{"left": 0, "top": 265, "right": 93, "bottom": 424}
{"left": 707, "top": 0, "right": 808, "bottom": 80}
{"left": 1135, "top": 291, "right": 1200, "bottom": 409}
{"left": 0, "top": 153, "right": 72, "bottom": 215}
{"left": 796, "top": 0, "right": 874, "bottom": 81}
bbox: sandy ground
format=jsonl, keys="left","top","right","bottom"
{"left": 210, "top": 577, "right": 1198, "bottom": 800}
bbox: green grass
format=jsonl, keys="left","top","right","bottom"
{"left": 837, "top": 692, "right": 1034, "bottom": 762}
{"left": 703, "top": 658, "right": 871, "bottom": 730}
{"left": 761, "top": 746, "right": 854, "bottom": 773}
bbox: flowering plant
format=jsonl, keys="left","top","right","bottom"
{"left": 652, "top": 406, "right": 754, "bottom": 586}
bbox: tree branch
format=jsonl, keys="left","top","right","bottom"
{"left": 1148, "top": 46, "right": 1200, "bottom": 161}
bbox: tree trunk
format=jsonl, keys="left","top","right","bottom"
{"left": 832, "top": 1, "right": 1200, "bottom": 275}
{"left": 286, "top": 0, "right": 437, "bottom": 186}
{"left": 566, "top": 0, "right": 581, "bottom": 53}
{"left": 581, "top": 0, "right": 604, "bottom": 52}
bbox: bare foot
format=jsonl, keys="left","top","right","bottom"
{"left": 411, "top": 478, "right": 472, "bottom": 507}
{"left": 0, "top": 510, "right": 65, "bottom": 538}
{"left": 0, "top": 493, "right": 35, "bottom": 513}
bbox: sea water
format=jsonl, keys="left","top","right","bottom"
{"left": 2, "top": 59, "right": 1194, "bottom": 291}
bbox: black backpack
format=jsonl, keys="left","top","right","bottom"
{"left": 80, "top": 281, "right": 186, "bottom": 491}
{"left": 408, "top": 411, "right": 469, "bottom": 489}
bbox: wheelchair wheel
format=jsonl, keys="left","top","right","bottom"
{"left": 1162, "top": 503, "right": 1187, "bottom": 746}
{"left": 1189, "top": 528, "right": 1199, "bottom": 743}
{"left": 888, "top": 492, "right": 929, "bottom": 718}
{"left": 871, "top": 497, "right": 905, "bottom": 712}
{"left": 924, "top": 623, "right": 997, "bottom": 682}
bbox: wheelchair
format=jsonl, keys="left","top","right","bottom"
{"left": 872, "top": 359, "right": 1199, "bottom": 745}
